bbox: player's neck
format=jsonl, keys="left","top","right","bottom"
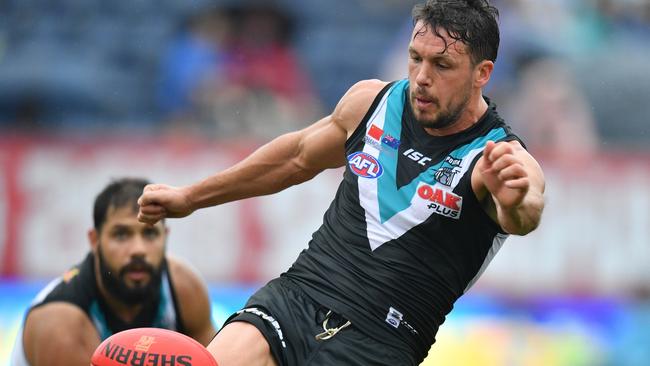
{"left": 103, "top": 290, "right": 144, "bottom": 323}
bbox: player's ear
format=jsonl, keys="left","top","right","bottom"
{"left": 474, "top": 60, "right": 494, "bottom": 88}
{"left": 88, "top": 228, "right": 99, "bottom": 252}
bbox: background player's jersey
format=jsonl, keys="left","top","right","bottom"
{"left": 10, "top": 253, "right": 183, "bottom": 366}
{"left": 285, "top": 79, "right": 521, "bottom": 362}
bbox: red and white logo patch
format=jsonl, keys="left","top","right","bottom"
{"left": 417, "top": 184, "right": 463, "bottom": 219}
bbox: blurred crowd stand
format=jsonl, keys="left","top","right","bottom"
{"left": 380, "top": 0, "right": 650, "bottom": 156}
{"left": 0, "top": 0, "right": 648, "bottom": 145}
{"left": 156, "top": 7, "right": 232, "bottom": 131}
{"left": 0, "top": 0, "right": 325, "bottom": 140}
{"left": 504, "top": 58, "right": 599, "bottom": 161}
{"left": 492, "top": 0, "right": 650, "bottom": 152}
{"left": 158, "top": 4, "right": 322, "bottom": 139}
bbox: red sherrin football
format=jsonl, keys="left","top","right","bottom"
{"left": 91, "top": 327, "right": 218, "bottom": 366}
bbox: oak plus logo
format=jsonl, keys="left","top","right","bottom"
{"left": 417, "top": 184, "right": 463, "bottom": 219}
{"left": 348, "top": 152, "right": 383, "bottom": 179}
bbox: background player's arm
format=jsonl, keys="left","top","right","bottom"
{"left": 138, "top": 79, "right": 387, "bottom": 224}
{"left": 22, "top": 302, "right": 100, "bottom": 366}
{"left": 168, "top": 256, "right": 216, "bottom": 346}
{"left": 472, "top": 140, "right": 545, "bottom": 235}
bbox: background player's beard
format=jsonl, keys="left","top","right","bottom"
{"left": 97, "top": 243, "right": 163, "bottom": 305}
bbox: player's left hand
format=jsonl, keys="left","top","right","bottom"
{"left": 476, "top": 140, "right": 529, "bottom": 209}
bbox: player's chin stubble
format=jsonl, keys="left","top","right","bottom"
{"left": 411, "top": 99, "right": 460, "bottom": 130}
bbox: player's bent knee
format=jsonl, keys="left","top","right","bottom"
{"left": 208, "top": 321, "right": 278, "bottom": 366}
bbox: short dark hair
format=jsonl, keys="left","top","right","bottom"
{"left": 93, "top": 177, "right": 150, "bottom": 231}
{"left": 412, "top": 0, "right": 500, "bottom": 64}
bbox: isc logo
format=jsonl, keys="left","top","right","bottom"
{"left": 348, "top": 152, "right": 383, "bottom": 179}
{"left": 403, "top": 148, "right": 432, "bottom": 166}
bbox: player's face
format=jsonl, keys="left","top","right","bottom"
{"left": 94, "top": 205, "right": 167, "bottom": 305}
{"left": 407, "top": 22, "right": 475, "bottom": 131}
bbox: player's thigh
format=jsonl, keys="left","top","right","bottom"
{"left": 208, "top": 321, "right": 278, "bottom": 366}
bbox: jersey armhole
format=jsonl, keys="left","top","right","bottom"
{"left": 165, "top": 261, "right": 186, "bottom": 333}
{"left": 345, "top": 81, "right": 397, "bottom": 150}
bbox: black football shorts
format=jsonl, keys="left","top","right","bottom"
{"left": 221, "top": 277, "right": 417, "bottom": 366}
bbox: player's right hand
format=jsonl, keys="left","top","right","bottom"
{"left": 137, "top": 184, "right": 194, "bottom": 225}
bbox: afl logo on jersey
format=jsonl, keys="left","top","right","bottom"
{"left": 347, "top": 152, "right": 383, "bottom": 179}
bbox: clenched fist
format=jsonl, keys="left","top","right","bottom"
{"left": 137, "top": 184, "right": 194, "bottom": 225}
{"left": 476, "top": 140, "right": 530, "bottom": 209}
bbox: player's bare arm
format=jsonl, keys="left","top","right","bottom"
{"left": 167, "top": 256, "right": 216, "bottom": 346}
{"left": 22, "top": 302, "right": 100, "bottom": 366}
{"left": 138, "top": 79, "right": 387, "bottom": 225}
{"left": 472, "top": 140, "right": 545, "bottom": 235}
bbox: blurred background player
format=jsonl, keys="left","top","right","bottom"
{"left": 10, "top": 177, "right": 215, "bottom": 366}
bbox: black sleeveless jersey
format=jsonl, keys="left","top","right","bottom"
{"left": 284, "top": 79, "right": 521, "bottom": 362}
{"left": 11, "top": 254, "right": 185, "bottom": 365}
{"left": 28, "top": 253, "right": 182, "bottom": 338}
